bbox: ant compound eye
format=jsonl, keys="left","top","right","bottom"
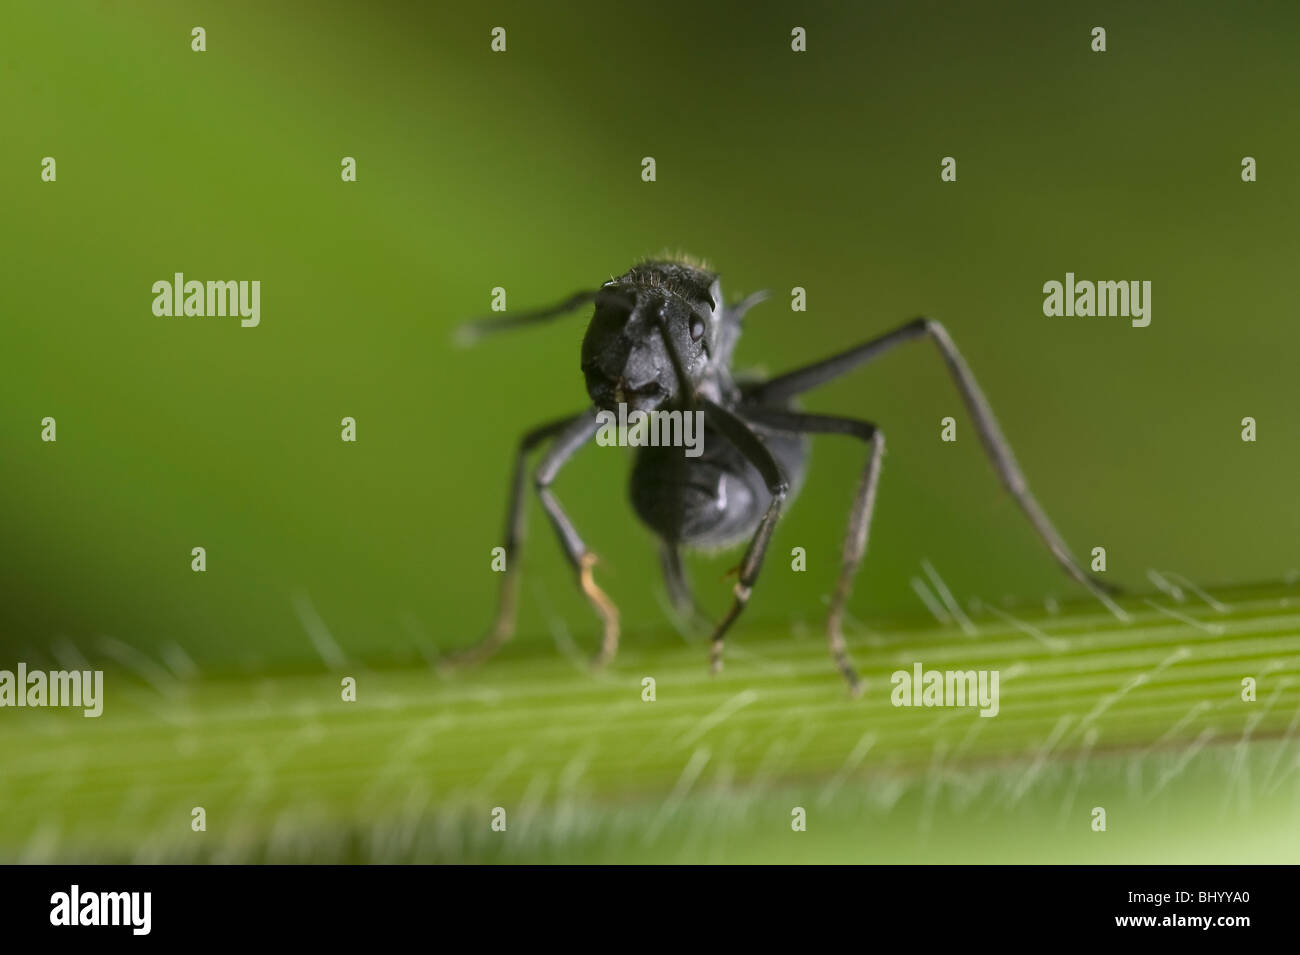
{"left": 689, "top": 315, "right": 706, "bottom": 342}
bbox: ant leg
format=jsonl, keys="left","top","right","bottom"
{"left": 749, "top": 317, "right": 1127, "bottom": 620}
{"left": 444, "top": 410, "right": 601, "bottom": 668}
{"left": 659, "top": 540, "right": 710, "bottom": 632}
{"left": 454, "top": 289, "right": 598, "bottom": 345}
{"left": 697, "top": 398, "right": 791, "bottom": 675}
{"left": 744, "top": 408, "right": 884, "bottom": 697}
{"left": 531, "top": 412, "right": 622, "bottom": 669}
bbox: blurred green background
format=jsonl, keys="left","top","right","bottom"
{"left": 3, "top": 0, "right": 1298, "bottom": 666}
{"left": 2, "top": 1, "right": 1299, "bottom": 864}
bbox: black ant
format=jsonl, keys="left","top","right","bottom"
{"left": 453, "top": 257, "right": 1123, "bottom": 694}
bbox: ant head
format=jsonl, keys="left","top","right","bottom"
{"left": 581, "top": 264, "right": 717, "bottom": 413}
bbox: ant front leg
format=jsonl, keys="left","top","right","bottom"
{"left": 697, "top": 399, "right": 790, "bottom": 676}
{"left": 744, "top": 407, "right": 885, "bottom": 697}
{"left": 532, "top": 412, "right": 622, "bottom": 669}
{"left": 446, "top": 409, "right": 615, "bottom": 669}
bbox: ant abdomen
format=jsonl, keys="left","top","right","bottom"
{"left": 629, "top": 419, "right": 808, "bottom": 551}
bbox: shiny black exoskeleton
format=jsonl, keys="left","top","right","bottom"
{"left": 454, "top": 257, "right": 1123, "bottom": 693}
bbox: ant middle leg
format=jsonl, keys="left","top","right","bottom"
{"left": 748, "top": 317, "right": 1126, "bottom": 620}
